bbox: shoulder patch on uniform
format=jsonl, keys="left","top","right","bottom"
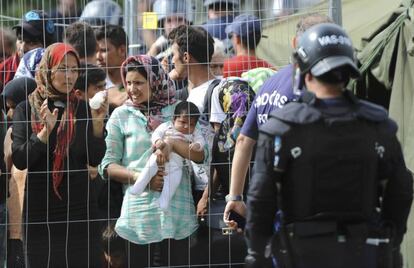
{"left": 290, "top": 147, "right": 302, "bottom": 158}
{"left": 375, "top": 142, "right": 385, "bottom": 158}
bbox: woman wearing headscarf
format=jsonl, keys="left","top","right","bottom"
{"left": 99, "top": 55, "right": 204, "bottom": 267}
{"left": 11, "top": 43, "right": 108, "bottom": 267}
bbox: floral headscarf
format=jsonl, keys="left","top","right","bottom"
{"left": 28, "top": 43, "right": 80, "bottom": 199}
{"left": 216, "top": 78, "right": 255, "bottom": 152}
{"left": 121, "top": 55, "right": 176, "bottom": 131}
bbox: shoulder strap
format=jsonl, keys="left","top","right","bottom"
{"left": 202, "top": 79, "right": 221, "bottom": 121}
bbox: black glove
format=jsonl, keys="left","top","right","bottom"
{"left": 7, "top": 239, "right": 25, "bottom": 268}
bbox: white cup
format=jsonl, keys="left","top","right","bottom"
{"left": 89, "top": 90, "right": 106, "bottom": 110}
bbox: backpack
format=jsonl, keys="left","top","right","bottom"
{"left": 202, "top": 79, "right": 221, "bottom": 122}
{"left": 198, "top": 78, "right": 255, "bottom": 266}
{"left": 211, "top": 78, "right": 256, "bottom": 190}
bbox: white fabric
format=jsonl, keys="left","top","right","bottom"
{"left": 130, "top": 121, "right": 206, "bottom": 208}
{"left": 187, "top": 79, "right": 216, "bottom": 113}
{"left": 209, "top": 83, "right": 226, "bottom": 124}
{"left": 129, "top": 153, "right": 184, "bottom": 210}
{"left": 105, "top": 77, "right": 115, "bottom": 89}
{"left": 187, "top": 79, "right": 218, "bottom": 191}
{"left": 151, "top": 121, "right": 205, "bottom": 149}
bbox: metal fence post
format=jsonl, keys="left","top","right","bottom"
{"left": 124, "top": 0, "right": 139, "bottom": 56}
{"left": 329, "top": 0, "right": 342, "bottom": 26}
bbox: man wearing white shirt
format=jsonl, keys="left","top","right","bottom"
{"left": 169, "top": 25, "right": 216, "bottom": 201}
{"left": 169, "top": 25, "right": 216, "bottom": 116}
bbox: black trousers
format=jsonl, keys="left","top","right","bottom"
{"left": 127, "top": 237, "right": 191, "bottom": 268}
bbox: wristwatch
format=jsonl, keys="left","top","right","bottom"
{"left": 225, "top": 194, "right": 243, "bottom": 202}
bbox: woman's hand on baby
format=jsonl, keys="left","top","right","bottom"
{"left": 155, "top": 138, "right": 173, "bottom": 166}
{"left": 189, "top": 143, "right": 202, "bottom": 152}
{"left": 154, "top": 139, "right": 166, "bottom": 150}
{"left": 149, "top": 169, "right": 165, "bottom": 192}
{"left": 155, "top": 148, "right": 167, "bottom": 166}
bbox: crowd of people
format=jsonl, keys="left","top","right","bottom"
{"left": 0, "top": 0, "right": 412, "bottom": 267}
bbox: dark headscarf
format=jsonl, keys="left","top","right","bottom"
{"left": 28, "top": 43, "right": 80, "bottom": 199}
{"left": 121, "top": 55, "right": 176, "bottom": 131}
{"left": 1, "top": 77, "right": 37, "bottom": 109}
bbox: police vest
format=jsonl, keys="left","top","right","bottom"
{"left": 260, "top": 91, "right": 394, "bottom": 223}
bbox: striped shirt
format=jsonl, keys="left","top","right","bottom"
{"left": 99, "top": 104, "right": 198, "bottom": 244}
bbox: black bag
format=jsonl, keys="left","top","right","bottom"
{"left": 195, "top": 195, "right": 247, "bottom": 267}
{"left": 192, "top": 151, "right": 247, "bottom": 267}
{"left": 205, "top": 194, "right": 227, "bottom": 231}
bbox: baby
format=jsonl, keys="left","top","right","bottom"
{"left": 129, "top": 101, "right": 205, "bottom": 210}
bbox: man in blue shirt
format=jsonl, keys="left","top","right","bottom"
{"left": 223, "top": 13, "right": 333, "bottom": 224}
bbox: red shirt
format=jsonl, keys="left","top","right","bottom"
{"left": 223, "top": 55, "right": 273, "bottom": 78}
{"left": 0, "top": 53, "right": 20, "bottom": 92}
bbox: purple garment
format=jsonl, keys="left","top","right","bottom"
{"left": 241, "top": 64, "right": 298, "bottom": 140}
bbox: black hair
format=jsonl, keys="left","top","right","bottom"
{"left": 124, "top": 61, "right": 148, "bottom": 81}
{"left": 240, "top": 31, "right": 261, "bottom": 49}
{"left": 74, "top": 63, "right": 106, "bottom": 92}
{"left": 174, "top": 101, "right": 200, "bottom": 122}
{"left": 16, "top": 29, "right": 53, "bottom": 47}
{"left": 95, "top": 25, "right": 128, "bottom": 48}
{"left": 168, "top": 25, "right": 214, "bottom": 64}
{"left": 101, "top": 222, "right": 126, "bottom": 266}
{"left": 64, "top": 22, "right": 97, "bottom": 59}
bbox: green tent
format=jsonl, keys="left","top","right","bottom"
{"left": 256, "top": 0, "right": 402, "bottom": 67}
{"left": 355, "top": 3, "right": 414, "bottom": 266}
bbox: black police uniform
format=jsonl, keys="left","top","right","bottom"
{"left": 245, "top": 90, "right": 413, "bottom": 268}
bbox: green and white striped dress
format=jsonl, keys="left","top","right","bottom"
{"left": 99, "top": 104, "right": 199, "bottom": 244}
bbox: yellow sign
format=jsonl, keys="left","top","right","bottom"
{"left": 143, "top": 12, "right": 158, "bottom": 29}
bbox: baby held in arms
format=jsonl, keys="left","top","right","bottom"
{"left": 129, "top": 101, "right": 205, "bottom": 210}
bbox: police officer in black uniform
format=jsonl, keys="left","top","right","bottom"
{"left": 244, "top": 23, "right": 413, "bottom": 268}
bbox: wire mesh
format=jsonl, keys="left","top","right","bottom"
{"left": 0, "top": 0, "right": 336, "bottom": 267}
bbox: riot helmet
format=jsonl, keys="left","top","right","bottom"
{"left": 294, "top": 23, "right": 360, "bottom": 80}
{"left": 203, "top": 0, "right": 240, "bottom": 8}
{"left": 80, "top": 0, "right": 123, "bottom": 26}
{"left": 153, "top": 0, "right": 194, "bottom": 24}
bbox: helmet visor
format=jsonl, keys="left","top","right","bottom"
{"left": 311, "top": 56, "right": 360, "bottom": 79}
